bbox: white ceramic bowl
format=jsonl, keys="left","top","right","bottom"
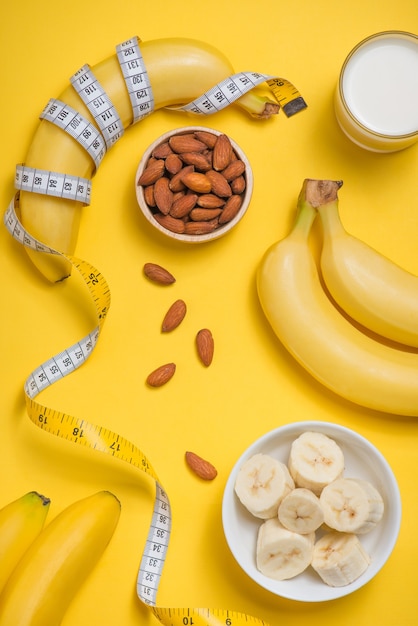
{"left": 135, "top": 126, "right": 253, "bottom": 243}
{"left": 222, "top": 421, "right": 401, "bottom": 602}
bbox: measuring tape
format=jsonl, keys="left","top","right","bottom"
{"left": 3, "top": 35, "right": 308, "bottom": 625}
{"left": 172, "top": 72, "right": 307, "bottom": 117}
{"left": 4, "top": 196, "right": 270, "bottom": 626}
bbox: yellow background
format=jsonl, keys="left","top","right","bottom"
{"left": 1, "top": 1, "right": 417, "bottom": 624}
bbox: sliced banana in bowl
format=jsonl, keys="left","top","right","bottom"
{"left": 222, "top": 421, "right": 401, "bottom": 602}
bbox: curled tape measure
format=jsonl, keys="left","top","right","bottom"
{"left": 3, "top": 34, "right": 308, "bottom": 625}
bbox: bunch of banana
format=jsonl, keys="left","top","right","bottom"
{"left": 317, "top": 189, "right": 418, "bottom": 347}
{"left": 0, "top": 491, "right": 50, "bottom": 595}
{"left": 15, "top": 37, "right": 280, "bottom": 283}
{"left": 0, "top": 490, "right": 121, "bottom": 625}
{"left": 257, "top": 178, "right": 418, "bottom": 416}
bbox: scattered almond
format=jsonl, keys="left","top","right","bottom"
{"left": 196, "top": 328, "right": 214, "bottom": 366}
{"left": 143, "top": 262, "right": 176, "bottom": 285}
{"left": 146, "top": 362, "right": 176, "bottom": 387}
{"left": 185, "top": 451, "right": 218, "bottom": 480}
{"left": 162, "top": 299, "right": 187, "bottom": 332}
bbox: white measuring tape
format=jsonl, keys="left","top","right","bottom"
{"left": 172, "top": 71, "right": 305, "bottom": 116}
{"left": 116, "top": 36, "right": 155, "bottom": 124}
{"left": 4, "top": 34, "right": 308, "bottom": 625}
{"left": 40, "top": 99, "right": 107, "bottom": 171}
{"left": 15, "top": 164, "right": 92, "bottom": 205}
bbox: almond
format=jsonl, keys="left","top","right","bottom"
{"left": 146, "top": 363, "right": 176, "bottom": 387}
{"left": 193, "top": 130, "right": 218, "bottom": 148}
{"left": 170, "top": 193, "right": 198, "bottom": 218}
{"left": 165, "top": 153, "right": 183, "bottom": 175}
{"left": 137, "top": 158, "right": 165, "bottom": 186}
{"left": 154, "top": 213, "right": 186, "bottom": 234}
{"left": 189, "top": 208, "right": 223, "bottom": 221}
{"left": 181, "top": 172, "right": 212, "bottom": 194}
{"left": 212, "top": 134, "right": 233, "bottom": 171}
{"left": 153, "top": 177, "right": 173, "bottom": 215}
{"left": 168, "top": 164, "right": 195, "bottom": 193}
{"left": 169, "top": 134, "right": 207, "bottom": 153}
{"left": 231, "top": 175, "right": 246, "bottom": 194}
{"left": 143, "top": 262, "right": 176, "bottom": 285}
{"left": 219, "top": 194, "right": 243, "bottom": 224}
{"left": 205, "top": 170, "right": 232, "bottom": 198}
{"left": 196, "top": 194, "right": 225, "bottom": 209}
{"left": 143, "top": 184, "right": 156, "bottom": 207}
{"left": 184, "top": 219, "right": 219, "bottom": 235}
{"left": 221, "top": 159, "right": 246, "bottom": 181}
{"left": 180, "top": 152, "right": 212, "bottom": 171}
{"left": 196, "top": 328, "right": 214, "bottom": 366}
{"left": 152, "top": 141, "right": 173, "bottom": 158}
{"left": 185, "top": 451, "right": 217, "bottom": 480}
{"left": 161, "top": 299, "right": 187, "bottom": 332}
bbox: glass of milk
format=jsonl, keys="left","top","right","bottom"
{"left": 334, "top": 31, "right": 418, "bottom": 152}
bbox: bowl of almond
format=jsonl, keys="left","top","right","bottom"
{"left": 135, "top": 126, "right": 253, "bottom": 242}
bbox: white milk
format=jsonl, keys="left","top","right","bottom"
{"left": 334, "top": 32, "right": 418, "bottom": 152}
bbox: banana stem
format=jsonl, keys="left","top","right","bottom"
{"left": 299, "top": 179, "right": 343, "bottom": 209}
{"left": 292, "top": 179, "right": 343, "bottom": 239}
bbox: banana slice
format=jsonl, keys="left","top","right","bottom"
{"left": 234, "top": 453, "right": 294, "bottom": 519}
{"left": 278, "top": 487, "right": 324, "bottom": 534}
{"left": 256, "top": 518, "right": 315, "bottom": 580}
{"left": 311, "top": 531, "right": 371, "bottom": 587}
{"left": 288, "top": 431, "right": 345, "bottom": 495}
{"left": 320, "top": 478, "right": 384, "bottom": 534}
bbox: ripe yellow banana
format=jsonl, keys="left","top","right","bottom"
{"left": 0, "top": 490, "right": 120, "bottom": 626}
{"left": 18, "top": 37, "right": 279, "bottom": 283}
{"left": 257, "top": 178, "right": 418, "bottom": 416}
{"left": 0, "top": 491, "right": 50, "bottom": 594}
{"left": 317, "top": 193, "right": 418, "bottom": 347}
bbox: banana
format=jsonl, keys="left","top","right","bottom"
{"left": 256, "top": 178, "right": 418, "bottom": 416}
{"left": 0, "top": 491, "right": 50, "bottom": 594}
{"left": 17, "top": 37, "right": 279, "bottom": 283}
{"left": 234, "top": 453, "right": 294, "bottom": 519}
{"left": 278, "top": 487, "right": 324, "bottom": 534}
{"left": 311, "top": 531, "right": 371, "bottom": 587}
{"left": 317, "top": 191, "right": 418, "bottom": 348}
{"left": 320, "top": 478, "right": 384, "bottom": 534}
{"left": 287, "top": 431, "right": 345, "bottom": 495}
{"left": 256, "top": 517, "right": 315, "bottom": 580}
{"left": 0, "top": 490, "right": 120, "bottom": 626}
